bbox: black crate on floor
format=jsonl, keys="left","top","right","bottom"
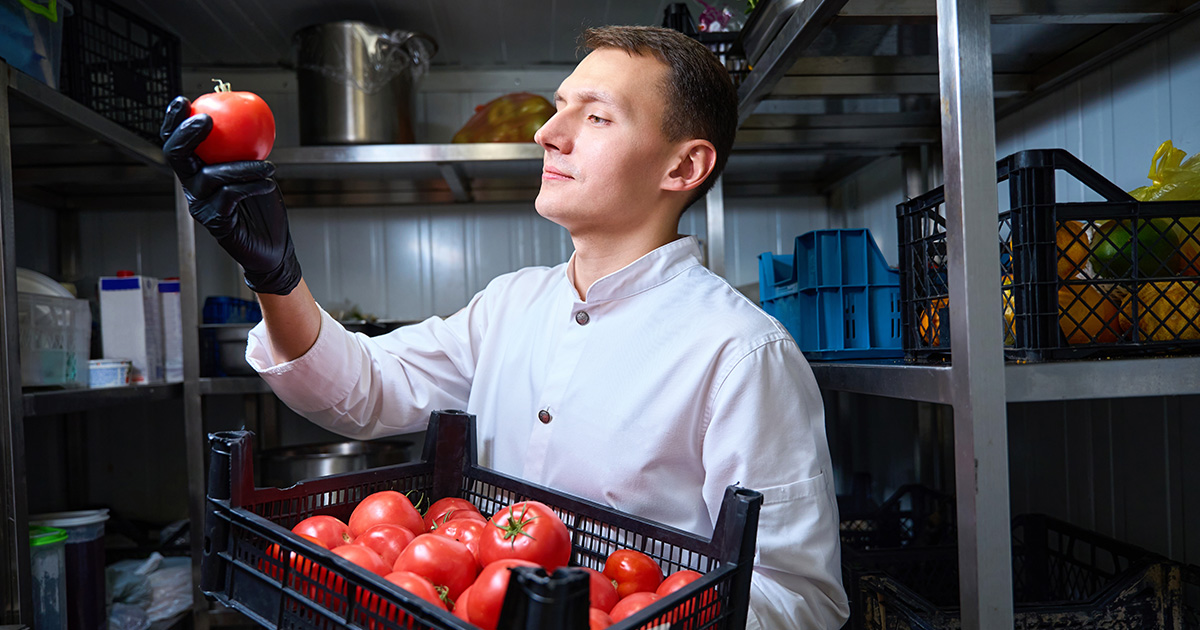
{"left": 897, "top": 149, "right": 1200, "bottom": 362}
{"left": 63, "top": 0, "right": 181, "bottom": 142}
{"left": 203, "top": 410, "right": 762, "bottom": 630}
{"left": 841, "top": 485, "right": 958, "bottom": 630}
{"left": 849, "top": 513, "right": 1196, "bottom": 630}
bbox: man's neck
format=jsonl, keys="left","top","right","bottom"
{"left": 570, "top": 228, "right": 682, "bottom": 301}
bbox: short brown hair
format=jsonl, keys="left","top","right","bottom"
{"left": 582, "top": 26, "right": 738, "bottom": 210}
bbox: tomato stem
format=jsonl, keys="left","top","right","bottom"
{"left": 211, "top": 78, "right": 232, "bottom": 93}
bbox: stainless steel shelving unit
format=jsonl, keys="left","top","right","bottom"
{"left": 0, "top": 62, "right": 178, "bottom": 626}
{"left": 736, "top": 0, "right": 1200, "bottom": 627}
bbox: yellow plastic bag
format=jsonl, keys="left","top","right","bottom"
{"left": 1127, "top": 140, "right": 1200, "bottom": 276}
{"left": 451, "top": 92, "right": 554, "bottom": 144}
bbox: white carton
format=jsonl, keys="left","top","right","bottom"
{"left": 159, "top": 279, "right": 183, "bottom": 383}
{"left": 99, "top": 273, "right": 163, "bottom": 384}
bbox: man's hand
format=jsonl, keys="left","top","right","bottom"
{"left": 161, "top": 96, "right": 302, "bottom": 295}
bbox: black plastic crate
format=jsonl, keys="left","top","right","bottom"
{"left": 847, "top": 513, "right": 1194, "bottom": 630}
{"left": 63, "top": 0, "right": 181, "bottom": 142}
{"left": 897, "top": 149, "right": 1200, "bottom": 362}
{"left": 840, "top": 485, "right": 958, "bottom": 630}
{"left": 202, "top": 410, "right": 763, "bottom": 630}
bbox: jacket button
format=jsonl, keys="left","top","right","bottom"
{"left": 538, "top": 409, "right": 552, "bottom": 424}
{"left": 575, "top": 311, "right": 590, "bottom": 325}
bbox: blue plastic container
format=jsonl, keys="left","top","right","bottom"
{"left": 758, "top": 229, "right": 903, "bottom": 360}
{"left": 203, "top": 296, "right": 262, "bottom": 325}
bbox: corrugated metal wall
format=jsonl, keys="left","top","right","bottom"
{"left": 829, "top": 17, "right": 1200, "bottom": 566}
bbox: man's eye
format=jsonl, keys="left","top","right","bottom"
{"left": 587, "top": 114, "right": 610, "bottom": 124}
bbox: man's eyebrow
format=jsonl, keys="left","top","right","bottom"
{"left": 554, "top": 89, "right": 623, "bottom": 109}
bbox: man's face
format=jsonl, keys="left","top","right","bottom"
{"left": 533, "top": 48, "right": 679, "bottom": 235}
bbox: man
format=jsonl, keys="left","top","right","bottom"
{"left": 163, "top": 25, "right": 848, "bottom": 629}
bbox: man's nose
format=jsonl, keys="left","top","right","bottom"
{"left": 535, "top": 112, "right": 567, "bottom": 153}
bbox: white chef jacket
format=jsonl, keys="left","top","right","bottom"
{"left": 246, "top": 235, "right": 849, "bottom": 629}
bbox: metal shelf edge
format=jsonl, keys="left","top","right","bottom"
{"left": 6, "top": 64, "right": 168, "bottom": 172}
{"left": 810, "top": 361, "right": 953, "bottom": 403}
{"left": 22, "top": 382, "right": 184, "bottom": 417}
{"left": 1005, "top": 356, "right": 1200, "bottom": 402}
{"left": 270, "top": 143, "right": 544, "bottom": 166}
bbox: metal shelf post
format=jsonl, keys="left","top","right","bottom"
{"left": 937, "top": 0, "right": 1014, "bottom": 627}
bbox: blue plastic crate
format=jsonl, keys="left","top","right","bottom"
{"left": 202, "top": 296, "right": 262, "bottom": 325}
{"left": 758, "top": 229, "right": 903, "bottom": 360}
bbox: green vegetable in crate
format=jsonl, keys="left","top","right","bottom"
{"left": 1089, "top": 219, "right": 1182, "bottom": 279}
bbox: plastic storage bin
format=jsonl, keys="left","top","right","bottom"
{"left": 29, "top": 525, "right": 68, "bottom": 630}
{"left": 62, "top": 0, "right": 180, "bottom": 141}
{"left": 203, "top": 410, "right": 763, "bottom": 630}
{"left": 30, "top": 510, "right": 109, "bottom": 630}
{"left": 0, "top": 0, "right": 71, "bottom": 88}
{"left": 17, "top": 292, "right": 91, "bottom": 388}
{"left": 203, "top": 296, "right": 262, "bottom": 324}
{"left": 759, "top": 229, "right": 903, "bottom": 360}
{"left": 898, "top": 148, "right": 1200, "bottom": 362}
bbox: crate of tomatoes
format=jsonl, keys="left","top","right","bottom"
{"left": 202, "top": 410, "right": 763, "bottom": 630}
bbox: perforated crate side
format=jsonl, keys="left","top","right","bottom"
{"left": 203, "top": 410, "right": 762, "bottom": 630}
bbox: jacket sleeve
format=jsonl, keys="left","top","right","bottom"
{"left": 244, "top": 290, "right": 489, "bottom": 439}
{"left": 700, "top": 335, "right": 850, "bottom": 630}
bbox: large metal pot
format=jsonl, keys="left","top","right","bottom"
{"left": 294, "top": 21, "right": 436, "bottom": 145}
{"left": 258, "top": 440, "right": 415, "bottom": 488}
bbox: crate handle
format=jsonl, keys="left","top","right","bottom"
{"left": 496, "top": 566, "right": 590, "bottom": 629}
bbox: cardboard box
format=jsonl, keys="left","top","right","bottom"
{"left": 159, "top": 279, "right": 183, "bottom": 383}
{"left": 99, "top": 273, "right": 163, "bottom": 384}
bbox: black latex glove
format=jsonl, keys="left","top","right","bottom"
{"left": 161, "top": 96, "right": 302, "bottom": 295}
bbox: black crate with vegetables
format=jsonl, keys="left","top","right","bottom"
{"left": 202, "top": 410, "right": 762, "bottom": 630}
{"left": 898, "top": 148, "right": 1200, "bottom": 362}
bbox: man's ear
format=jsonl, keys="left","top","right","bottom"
{"left": 663, "top": 139, "right": 718, "bottom": 193}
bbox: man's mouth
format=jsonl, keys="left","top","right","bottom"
{"left": 542, "top": 165, "right": 574, "bottom": 180}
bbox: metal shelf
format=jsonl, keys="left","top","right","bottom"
{"left": 812, "top": 357, "right": 1200, "bottom": 403}
{"left": 22, "top": 383, "right": 184, "bottom": 417}
{"left": 199, "top": 376, "right": 271, "bottom": 396}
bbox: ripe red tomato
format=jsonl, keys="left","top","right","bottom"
{"left": 349, "top": 490, "right": 425, "bottom": 538}
{"left": 190, "top": 80, "right": 275, "bottom": 164}
{"left": 332, "top": 543, "right": 392, "bottom": 577}
{"left": 656, "top": 569, "right": 702, "bottom": 597}
{"left": 453, "top": 585, "right": 474, "bottom": 621}
{"left": 478, "top": 501, "right": 571, "bottom": 570}
{"left": 423, "top": 497, "right": 484, "bottom": 531}
{"left": 353, "top": 524, "right": 416, "bottom": 567}
{"left": 609, "top": 592, "right": 661, "bottom": 623}
{"left": 392, "top": 534, "right": 478, "bottom": 600}
{"left": 383, "top": 571, "right": 448, "bottom": 611}
{"left": 430, "top": 518, "right": 486, "bottom": 565}
{"left": 582, "top": 567, "right": 618, "bottom": 613}
{"left": 261, "top": 533, "right": 325, "bottom": 582}
{"left": 467, "top": 558, "right": 540, "bottom": 630}
{"left": 589, "top": 607, "right": 614, "bottom": 630}
{"left": 292, "top": 515, "right": 353, "bottom": 549}
{"left": 603, "top": 549, "right": 663, "bottom": 598}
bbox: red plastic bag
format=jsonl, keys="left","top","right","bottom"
{"left": 452, "top": 92, "right": 554, "bottom": 143}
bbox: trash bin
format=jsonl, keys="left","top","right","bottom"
{"left": 29, "top": 525, "right": 68, "bottom": 630}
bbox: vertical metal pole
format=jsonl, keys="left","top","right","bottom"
{"left": 0, "top": 64, "right": 32, "bottom": 627}
{"left": 176, "top": 179, "right": 210, "bottom": 630}
{"left": 936, "top": 1, "right": 1014, "bottom": 628}
{"left": 705, "top": 176, "right": 726, "bottom": 277}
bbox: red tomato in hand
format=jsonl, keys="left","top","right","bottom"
{"left": 349, "top": 490, "right": 425, "bottom": 538}
{"left": 423, "top": 497, "right": 484, "bottom": 531}
{"left": 609, "top": 592, "right": 661, "bottom": 622}
{"left": 582, "top": 567, "right": 619, "bottom": 613}
{"left": 589, "top": 607, "right": 614, "bottom": 630}
{"left": 603, "top": 549, "right": 663, "bottom": 599}
{"left": 392, "top": 534, "right": 478, "bottom": 600}
{"left": 292, "top": 515, "right": 352, "bottom": 549}
{"left": 383, "top": 571, "right": 449, "bottom": 611}
{"left": 353, "top": 523, "right": 416, "bottom": 566}
{"left": 332, "top": 543, "right": 391, "bottom": 577}
{"left": 468, "top": 558, "right": 540, "bottom": 630}
{"left": 430, "top": 518, "right": 486, "bottom": 565}
{"left": 190, "top": 80, "right": 275, "bottom": 164}
{"left": 478, "top": 501, "right": 571, "bottom": 570}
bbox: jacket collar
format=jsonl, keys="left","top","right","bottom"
{"left": 564, "top": 235, "right": 704, "bottom": 303}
